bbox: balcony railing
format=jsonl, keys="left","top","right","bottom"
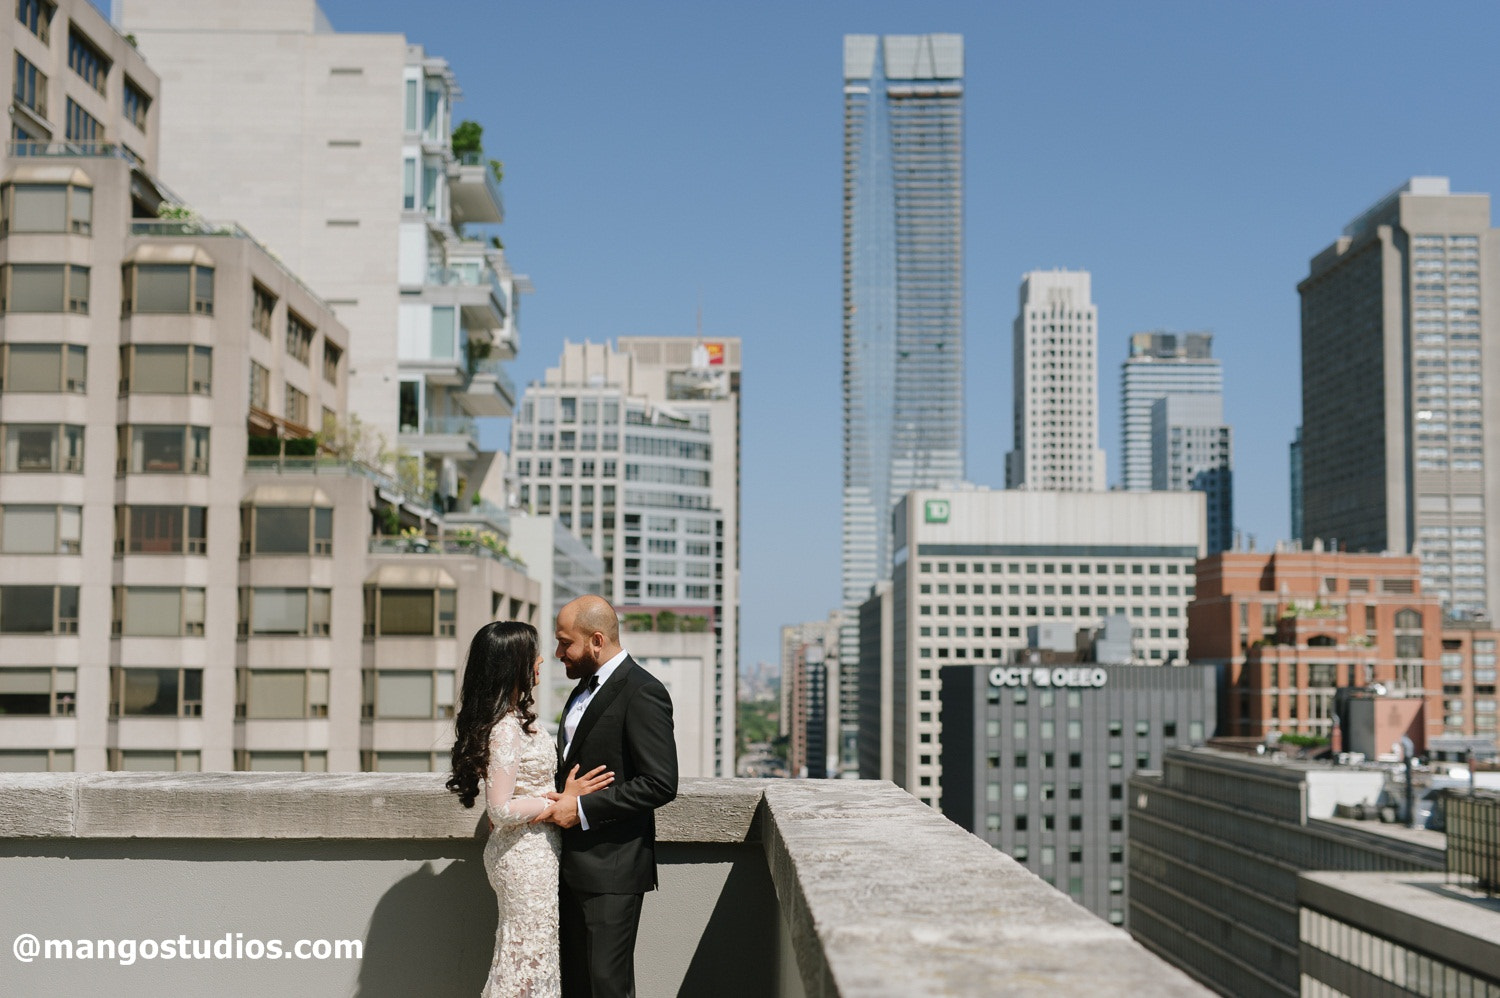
{"left": 0, "top": 775, "right": 1212, "bottom": 997}
{"left": 9, "top": 141, "right": 137, "bottom": 163}
{"left": 367, "top": 536, "right": 523, "bottom": 572}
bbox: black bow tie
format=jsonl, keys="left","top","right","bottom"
{"left": 586, "top": 674, "right": 600, "bottom": 694}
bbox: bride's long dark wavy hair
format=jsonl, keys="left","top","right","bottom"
{"left": 447, "top": 620, "right": 541, "bottom": 808}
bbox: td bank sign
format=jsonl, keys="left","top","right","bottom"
{"left": 923, "top": 499, "right": 950, "bottom": 523}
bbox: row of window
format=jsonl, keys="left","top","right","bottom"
{"left": 0, "top": 504, "right": 337, "bottom": 557}
{"left": 0, "top": 423, "right": 207, "bottom": 475}
{"left": 0, "top": 584, "right": 462, "bottom": 639}
{"left": 920, "top": 560, "right": 1190, "bottom": 577}
{"left": 0, "top": 665, "right": 456, "bottom": 722}
{"left": 0, "top": 749, "right": 471, "bottom": 774}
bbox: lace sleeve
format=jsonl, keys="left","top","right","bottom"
{"left": 485, "top": 715, "right": 551, "bottom": 826}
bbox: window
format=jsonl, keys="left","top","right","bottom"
{"left": 402, "top": 156, "right": 416, "bottom": 210}
{"left": 115, "top": 505, "right": 206, "bottom": 555}
{"left": 110, "top": 668, "right": 203, "bottom": 717}
{"left": 237, "top": 668, "right": 330, "bottom": 719}
{"left": 111, "top": 750, "right": 199, "bottom": 772}
{"left": 364, "top": 587, "right": 457, "bottom": 637}
{"left": 118, "top": 345, "right": 211, "bottom": 394}
{"left": 67, "top": 28, "right": 109, "bottom": 93}
{"left": 13, "top": 52, "right": 45, "bottom": 114}
{"left": 238, "top": 588, "right": 331, "bottom": 637}
{"left": 122, "top": 76, "right": 150, "bottom": 130}
{"left": 122, "top": 262, "right": 214, "bottom": 315}
{"left": 16, "top": 0, "right": 54, "bottom": 42}
{"left": 1, "top": 263, "right": 90, "bottom": 312}
{"left": 0, "top": 343, "right": 85, "bottom": 391}
{"left": 2, "top": 423, "right": 83, "bottom": 472}
{"left": 1, "top": 180, "right": 92, "bottom": 234}
{"left": 0, "top": 748, "right": 72, "bottom": 771}
{"left": 112, "top": 586, "right": 206, "bottom": 636}
{"left": 117, "top": 425, "right": 209, "bottom": 474}
{"left": 286, "top": 311, "right": 314, "bottom": 363}
{"left": 249, "top": 361, "right": 269, "bottom": 409}
{"left": 0, "top": 666, "right": 75, "bottom": 715}
{"left": 322, "top": 341, "right": 341, "bottom": 384}
{"left": 64, "top": 97, "right": 101, "bottom": 143}
{"left": 237, "top": 750, "right": 328, "bottom": 772}
{"left": 252, "top": 283, "right": 276, "bottom": 337}
{"left": 2, "top": 504, "right": 80, "bottom": 554}
{"left": 242, "top": 504, "right": 333, "bottom": 556}
{"left": 0, "top": 585, "right": 78, "bottom": 633}
{"left": 403, "top": 77, "right": 418, "bottom": 131}
{"left": 363, "top": 669, "right": 455, "bottom": 719}
{"left": 285, "top": 384, "right": 308, "bottom": 426}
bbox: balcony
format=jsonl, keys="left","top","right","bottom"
{"left": 398, "top": 415, "right": 477, "bottom": 459}
{"left": 448, "top": 152, "right": 504, "bottom": 226}
{"left": 460, "top": 356, "right": 516, "bottom": 418}
{"left": 426, "top": 265, "right": 507, "bottom": 336}
{"left": 0, "top": 775, "right": 1210, "bottom": 996}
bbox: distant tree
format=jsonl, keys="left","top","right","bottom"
{"left": 451, "top": 120, "right": 483, "bottom": 157}
{"left": 655, "top": 610, "right": 679, "bottom": 633}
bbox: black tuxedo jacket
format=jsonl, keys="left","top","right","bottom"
{"left": 555, "top": 655, "right": 678, "bottom": 895}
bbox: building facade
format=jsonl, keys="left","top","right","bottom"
{"left": 941, "top": 662, "right": 1216, "bottom": 927}
{"left": 1151, "top": 394, "right": 1232, "bottom": 555}
{"left": 840, "top": 34, "right": 964, "bottom": 775}
{"left": 1006, "top": 269, "right": 1105, "bottom": 492}
{"left": 1129, "top": 747, "right": 1446, "bottom": 998}
{"left": 780, "top": 611, "right": 842, "bottom": 779}
{"left": 865, "top": 488, "right": 1204, "bottom": 809}
{"left": 511, "top": 338, "right": 740, "bottom": 776}
{"left": 1299, "top": 177, "right": 1500, "bottom": 621}
{"left": 1120, "top": 332, "right": 1221, "bottom": 492}
{"left": 0, "top": 144, "right": 540, "bottom": 773}
{"left": 1188, "top": 548, "right": 1447, "bottom": 747}
{"left": 119, "top": 0, "right": 521, "bottom": 522}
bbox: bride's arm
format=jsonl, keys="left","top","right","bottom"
{"left": 485, "top": 716, "right": 551, "bottom": 826}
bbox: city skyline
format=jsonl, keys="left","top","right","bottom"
{"left": 114, "top": 0, "right": 1500, "bottom": 669}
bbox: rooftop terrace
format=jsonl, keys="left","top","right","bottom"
{"left": 0, "top": 775, "right": 1210, "bottom": 996}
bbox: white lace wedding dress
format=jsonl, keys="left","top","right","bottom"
{"left": 481, "top": 711, "right": 562, "bottom": 998}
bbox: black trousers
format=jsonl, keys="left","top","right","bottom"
{"left": 559, "top": 883, "right": 644, "bottom": 998}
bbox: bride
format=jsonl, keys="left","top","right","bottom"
{"left": 448, "top": 621, "right": 613, "bottom": 997}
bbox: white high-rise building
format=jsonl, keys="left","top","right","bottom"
{"left": 1006, "top": 270, "right": 1105, "bottom": 492}
{"left": 118, "top": 0, "right": 521, "bottom": 524}
{"left": 511, "top": 339, "right": 741, "bottom": 776}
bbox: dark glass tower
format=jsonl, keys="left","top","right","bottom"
{"left": 841, "top": 34, "right": 963, "bottom": 774}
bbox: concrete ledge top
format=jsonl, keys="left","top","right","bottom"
{"left": 760, "top": 781, "right": 1213, "bottom": 997}
{"left": 0, "top": 773, "right": 768, "bottom": 842}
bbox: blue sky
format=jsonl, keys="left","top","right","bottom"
{"left": 122, "top": 1, "right": 1500, "bottom": 669}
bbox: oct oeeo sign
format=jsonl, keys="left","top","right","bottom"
{"left": 924, "top": 499, "right": 950, "bottom": 523}
{"left": 989, "top": 666, "right": 1108, "bottom": 689}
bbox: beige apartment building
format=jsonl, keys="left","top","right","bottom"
{"left": 0, "top": 0, "right": 539, "bottom": 772}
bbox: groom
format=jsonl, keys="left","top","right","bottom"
{"left": 541, "top": 594, "right": 678, "bottom": 998}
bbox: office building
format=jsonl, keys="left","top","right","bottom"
{"left": 1299, "top": 177, "right": 1499, "bottom": 621}
{"left": 862, "top": 488, "right": 1204, "bottom": 809}
{"left": 941, "top": 662, "right": 1216, "bottom": 926}
{"left": 841, "top": 34, "right": 964, "bottom": 774}
{"left": 1188, "top": 548, "right": 1446, "bottom": 746}
{"left": 780, "top": 611, "right": 842, "bottom": 779}
{"left": 1151, "top": 394, "right": 1232, "bottom": 554}
{"left": 1432, "top": 618, "right": 1499, "bottom": 748}
{"left": 511, "top": 338, "right": 740, "bottom": 776}
{"left": 1007, "top": 269, "right": 1105, "bottom": 491}
{"left": 1129, "top": 747, "right": 1448, "bottom": 998}
{"left": 1120, "top": 332, "right": 1221, "bottom": 492}
{"left": 119, "top": 0, "right": 521, "bottom": 526}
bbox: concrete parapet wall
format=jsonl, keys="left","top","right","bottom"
{"left": 0, "top": 775, "right": 1209, "bottom": 996}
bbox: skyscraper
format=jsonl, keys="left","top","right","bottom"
{"left": 1006, "top": 269, "right": 1104, "bottom": 491}
{"left": 1299, "top": 177, "right": 1497, "bottom": 619}
{"left": 1119, "top": 332, "right": 1222, "bottom": 492}
{"left": 841, "top": 34, "right": 964, "bottom": 774}
{"left": 1151, "top": 395, "right": 1232, "bottom": 555}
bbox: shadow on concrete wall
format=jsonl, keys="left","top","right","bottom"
{"left": 670, "top": 844, "right": 781, "bottom": 998}
{"left": 355, "top": 850, "right": 496, "bottom": 998}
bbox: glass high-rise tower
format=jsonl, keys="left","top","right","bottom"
{"left": 841, "top": 34, "right": 964, "bottom": 775}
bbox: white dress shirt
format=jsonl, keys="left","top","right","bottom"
{"left": 562, "top": 648, "right": 628, "bottom": 830}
